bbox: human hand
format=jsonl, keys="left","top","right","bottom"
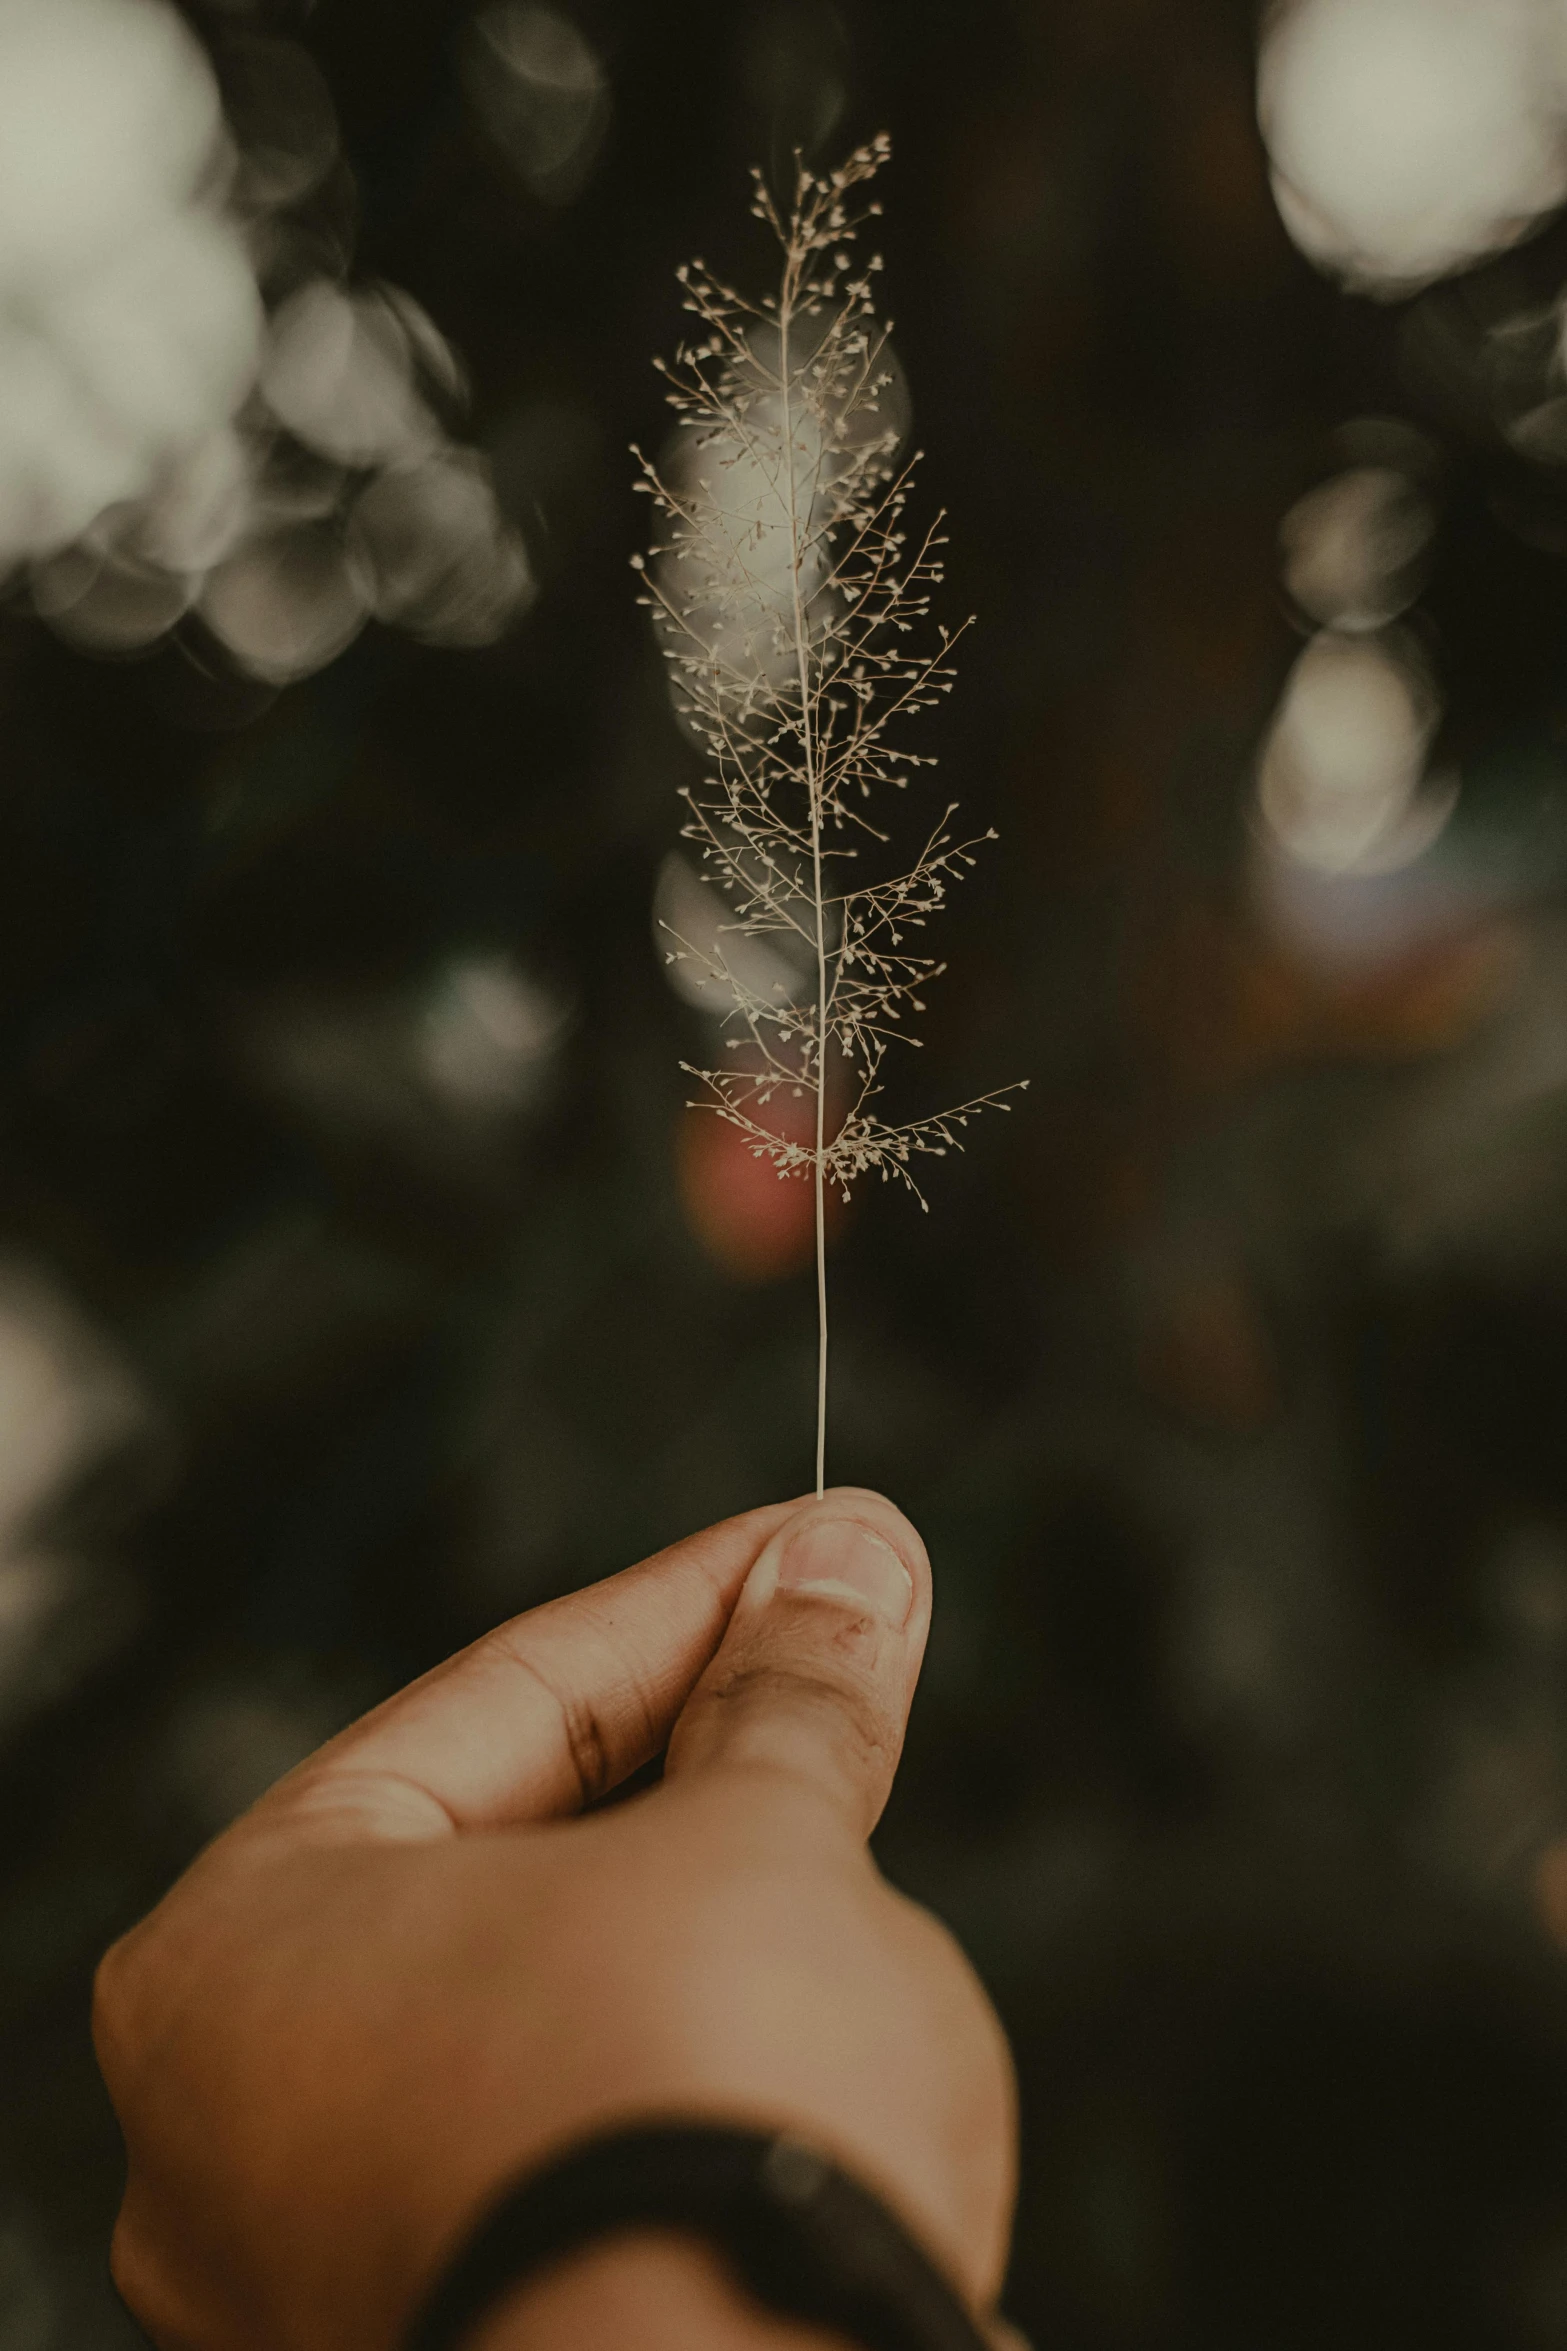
{"left": 94, "top": 1490, "right": 1017, "bottom": 2351}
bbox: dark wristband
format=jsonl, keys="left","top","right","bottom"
{"left": 404, "top": 2120, "right": 997, "bottom": 2351}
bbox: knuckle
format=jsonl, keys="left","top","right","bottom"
{"left": 91, "top": 1931, "right": 143, "bottom": 2077}
{"left": 93, "top": 1912, "right": 185, "bottom": 2109}
{"left": 108, "top": 2212, "right": 165, "bottom": 2337}
{"left": 111, "top": 2185, "right": 242, "bottom": 2351}
{"left": 107, "top": 2215, "right": 140, "bottom": 2304}
{"left": 91, "top": 1941, "right": 123, "bottom": 2036}
{"left": 708, "top": 1656, "right": 898, "bottom": 1775}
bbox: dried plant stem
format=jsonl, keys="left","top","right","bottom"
{"left": 778, "top": 276, "right": 833, "bottom": 1491}
{"left": 812, "top": 778, "right": 830, "bottom": 1495}
{"left": 636, "top": 138, "right": 1025, "bottom": 1491}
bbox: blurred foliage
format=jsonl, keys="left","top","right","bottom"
{"left": 10, "top": 3, "right": 1567, "bottom": 2348}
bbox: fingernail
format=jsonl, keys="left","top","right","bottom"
{"left": 775, "top": 1516, "right": 914, "bottom": 1626}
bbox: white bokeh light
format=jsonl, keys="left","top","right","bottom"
{"left": 261, "top": 281, "right": 438, "bottom": 471}
{"left": 0, "top": 0, "right": 261, "bottom": 568}
{"left": 1257, "top": 630, "right": 1454, "bottom": 873}
{"left": 201, "top": 528, "right": 369, "bottom": 685}
{"left": 1280, "top": 465, "right": 1435, "bottom": 632}
{"left": 416, "top": 957, "right": 568, "bottom": 1111}
{"left": 461, "top": 3, "right": 611, "bottom": 205}
{"left": 1259, "top": 0, "right": 1567, "bottom": 293}
{"left": 32, "top": 544, "right": 193, "bottom": 652}
{"left": 136, "top": 427, "right": 253, "bottom": 575}
{"left": 653, "top": 398, "right": 834, "bottom": 713}
{"left": 653, "top": 849, "right": 815, "bottom": 1021}
{"left": 0, "top": 0, "right": 534, "bottom": 685}
{"left": 0, "top": 0, "right": 222, "bottom": 291}
{"left": 650, "top": 324, "right": 908, "bottom": 737}
{"left": 347, "top": 455, "right": 535, "bottom": 647}
{"left": 48, "top": 209, "right": 261, "bottom": 459}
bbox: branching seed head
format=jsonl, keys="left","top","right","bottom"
{"left": 638, "top": 138, "right": 1026, "bottom": 1211}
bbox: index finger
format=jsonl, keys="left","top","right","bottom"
{"left": 246, "top": 1498, "right": 810, "bottom": 1846}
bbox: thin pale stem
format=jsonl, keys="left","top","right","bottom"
{"left": 778, "top": 211, "right": 829, "bottom": 1495}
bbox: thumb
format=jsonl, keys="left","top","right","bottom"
{"left": 663, "top": 1487, "right": 931, "bottom": 1837}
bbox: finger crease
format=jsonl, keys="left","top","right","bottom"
{"left": 709, "top": 1663, "right": 894, "bottom": 1773}
{"left": 507, "top": 1647, "right": 614, "bottom": 1810}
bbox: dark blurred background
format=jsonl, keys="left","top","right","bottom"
{"left": 11, "top": 0, "right": 1567, "bottom": 2344}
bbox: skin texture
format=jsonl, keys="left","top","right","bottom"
{"left": 94, "top": 1489, "right": 1018, "bottom": 2351}
{"left": 471, "top": 2235, "right": 858, "bottom": 2351}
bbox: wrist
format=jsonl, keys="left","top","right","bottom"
{"left": 470, "top": 2233, "right": 840, "bottom": 2351}
{"left": 402, "top": 2118, "right": 1000, "bottom": 2351}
